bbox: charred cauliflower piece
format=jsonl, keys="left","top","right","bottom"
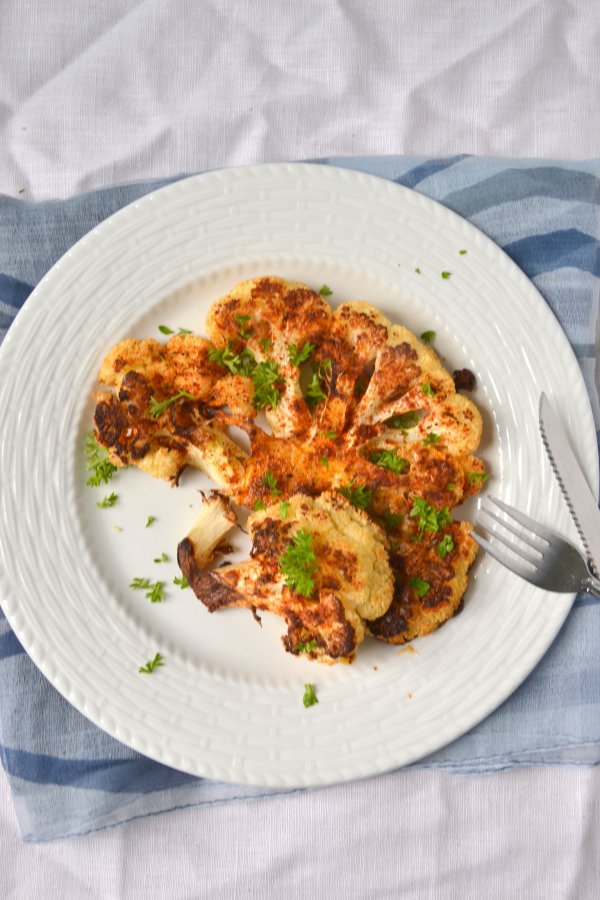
{"left": 178, "top": 492, "right": 394, "bottom": 664}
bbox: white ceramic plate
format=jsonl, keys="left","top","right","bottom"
{"left": 0, "top": 164, "right": 596, "bottom": 787}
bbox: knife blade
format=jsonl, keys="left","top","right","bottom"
{"left": 539, "top": 392, "right": 600, "bottom": 576}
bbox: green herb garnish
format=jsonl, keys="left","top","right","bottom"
{"left": 303, "top": 683, "right": 318, "bottom": 707}
{"left": 235, "top": 314, "right": 252, "bottom": 338}
{"left": 437, "top": 535, "right": 455, "bottom": 558}
{"left": 387, "top": 411, "right": 420, "bottom": 431}
{"left": 369, "top": 449, "right": 410, "bottom": 475}
{"left": 318, "top": 284, "right": 332, "bottom": 296}
{"left": 338, "top": 480, "right": 373, "bottom": 510}
{"left": 85, "top": 432, "right": 118, "bottom": 487}
{"left": 251, "top": 359, "right": 283, "bottom": 409}
{"left": 409, "top": 577, "right": 430, "bottom": 598}
{"left": 262, "top": 470, "right": 281, "bottom": 495}
{"left": 253, "top": 499, "right": 267, "bottom": 511}
{"left": 149, "top": 390, "right": 196, "bottom": 417}
{"left": 259, "top": 338, "right": 272, "bottom": 352}
{"left": 158, "top": 325, "right": 192, "bottom": 335}
{"left": 130, "top": 578, "right": 164, "bottom": 603}
{"left": 138, "top": 652, "right": 164, "bottom": 674}
{"left": 441, "top": 271, "right": 452, "bottom": 279}
{"left": 173, "top": 575, "right": 189, "bottom": 589}
{"left": 288, "top": 341, "right": 315, "bottom": 366}
{"left": 422, "top": 381, "right": 435, "bottom": 397}
{"left": 409, "top": 497, "right": 452, "bottom": 535}
{"left": 420, "top": 330, "right": 436, "bottom": 344}
{"left": 415, "top": 267, "right": 421, "bottom": 274}
{"left": 320, "top": 457, "right": 329, "bottom": 468}
{"left": 153, "top": 552, "right": 168, "bottom": 564}
{"left": 458, "top": 249, "right": 467, "bottom": 255}
{"left": 145, "top": 516, "right": 155, "bottom": 528}
{"left": 423, "top": 433, "right": 440, "bottom": 446}
{"left": 322, "top": 430, "right": 337, "bottom": 439}
{"left": 208, "top": 343, "right": 256, "bottom": 376}
{"left": 296, "top": 639, "right": 316, "bottom": 655}
{"left": 383, "top": 510, "right": 403, "bottom": 531}
{"left": 279, "top": 528, "right": 318, "bottom": 598}
{"left": 466, "top": 471, "right": 489, "bottom": 486}
{"left": 96, "top": 492, "right": 118, "bottom": 509}
{"left": 279, "top": 500, "right": 290, "bottom": 520}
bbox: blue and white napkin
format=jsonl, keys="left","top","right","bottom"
{"left": 1, "top": 156, "right": 600, "bottom": 841}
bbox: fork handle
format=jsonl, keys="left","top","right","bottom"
{"left": 582, "top": 575, "right": 600, "bottom": 600}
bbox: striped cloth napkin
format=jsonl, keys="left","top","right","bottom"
{"left": 1, "top": 156, "right": 600, "bottom": 842}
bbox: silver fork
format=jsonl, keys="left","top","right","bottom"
{"left": 472, "top": 497, "right": 600, "bottom": 599}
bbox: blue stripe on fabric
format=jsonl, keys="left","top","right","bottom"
{"left": 0, "top": 744, "right": 197, "bottom": 793}
{"left": 503, "top": 229, "right": 600, "bottom": 278}
{"left": 0, "top": 274, "right": 34, "bottom": 310}
{"left": 395, "top": 154, "right": 471, "bottom": 188}
{"left": 442, "top": 167, "right": 600, "bottom": 218}
{"left": 0, "top": 630, "right": 24, "bottom": 660}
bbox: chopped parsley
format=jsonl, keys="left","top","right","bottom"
{"left": 253, "top": 499, "right": 267, "bottom": 511}
{"left": 318, "top": 284, "right": 332, "bottom": 296}
{"left": 149, "top": 390, "right": 196, "bottom": 417}
{"left": 138, "top": 652, "right": 164, "bottom": 674}
{"left": 320, "top": 457, "right": 329, "bottom": 468}
{"left": 322, "top": 430, "right": 337, "bottom": 439}
{"left": 303, "top": 683, "right": 318, "bottom": 707}
{"left": 338, "top": 480, "right": 373, "bottom": 510}
{"left": 387, "top": 411, "right": 420, "bottom": 431}
{"left": 437, "top": 534, "right": 455, "bottom": 558}
{"left": 441, "top": 271, "right": 452, "bottom": 279}
{"left": 173, "top": 575, "right": 189, "bottom": 589}
{"left": 420, "top": 330, "right": 436, "bottom": 344}
{"left": 130, "top": 578, "right": 164, "bottom": 603}
{"left": 466, "top": 470, "right": 489, "bottom": 486}
{"left": 262, "top": 470, "right": 281, "bottom": 495}
{"left": 383, "top": 510, "right": 403, "bottom": 531}
{"left": 96, "top": 492, "right": 118, "bottom": 509}
{"left": 415, "top": 267, "right": 421, "bottom": 274}
{"left": 423, "top": 433, "right": 440, "bottom": 446}
{"left": 422, "top": 381, "right": 435, "bottom": 397}
{"left": 85, "top": 432, "right": 118, "bottom": 487}
{"left": 279, "top": 500, "right": 290, "bottom": 520}
{"left": 153, "top": 552, "right": 168, "bottom": 564}
{"left": 158, "top": 325, "right": 192, "bottom": 335}
{"left": 259, "top": 337, "right": 272, "bottom": 352}
{"left": 251, "top": 359, "right": 283, "bottom": 409}
{"left": 369, "top": 449, "right": 410, "bottom": 475}
{"left": 296, "top": 639, "right": 316, "bottom": 655}
{"left": 208, "top": 343, "right": 256, "bottom": 376}
{"left": 409, "top": 576, "right": 430, "bottom": 598}
{"left": 145, "top": 515, "right": 155, "bottom": 528}
{"left": 279, "top": 528, "right": 318, "bottom": 598}
{"left": 409, "top": 497, "right": 452, "bottom": 536}
{"left": 458, "top": 249, "right": 467, "bottom": 255}
{"left": 235, "top": 314, "right": 252, "bottom": 338}
{"left": 305, "top": 360, "right": 332, "bottom": 408}
{"left": 288, "top": 341, "right": 315, "bottom": 366}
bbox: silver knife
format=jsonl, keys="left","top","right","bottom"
{"left": 539, "top": 392, "right": 600, "bottom": 577}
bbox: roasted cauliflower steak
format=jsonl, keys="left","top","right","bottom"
{"left": 93, "top": 276, "right": 487, "bottom": 657}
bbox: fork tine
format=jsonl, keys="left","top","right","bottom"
{"left": 471, "top": 532, "right": 542, "bottom": 583}
{"left": 479, "top": 506, "right": 545, "bottom": 556}
{"left": 475, "top": 526, "right": 540, "bottom": 569}
{"left": 488, "top": 496, "right": 556, "bottom": 543}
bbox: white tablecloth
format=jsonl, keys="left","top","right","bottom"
{"left": 2, "top": 1, "right": 600, "bottom": 897}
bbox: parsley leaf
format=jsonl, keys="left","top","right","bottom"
{"left": 338, "top": 480, "right": 373, "bottom": 510}
{"left": 85, "top": 432, "right": 118, "bottom": 487}
{"left": 441, "top": 271, "right": 452, "bottom": 279}
{"left": 458, "top": 249, "right": 467, "bottom": 255}
{"left": 149, "top": 390, "right": 196, "bottom": 417}
{"left": 369, "top": 449, "right": 410, "bottom": 475}
{"left": 322, "top": 430, "right": 337, "bottom": 439}
{"left": 251, "top": 359, "right": 283, "bottom": 409}
{"left": 235, "top": 314, "right": 252, "bottom": 338}
{"left": 466, "top": 470, "right": 489, "bottom": 485}
{"left": 253, "top": 499, "right": 267, "bottom": 511}
{"left": 139, "top": 652, "right": 164, "bottom": 674}
{"left": 409, "top": 497, "right": 452, "bottom": 535}
{"left": 96, "top": 492, "right": 118, "bottom": 509}
{"left": 130, "top": 577, "right": 164, "bottom": 603}
{"left": 383, "top": 510, "right": 403, "bottom": 531}
{"left": 320, "top": 457, "right": 329, "bottom": 468}
{"left": 296, "top": 639, "right": 316, "bottom": 655}
{"left": 422, "top": 381, "right": 435, "bottom": 397}
{"left": 208, "top": 343, "right": 256, "bottom": 376}
{"left": 279, "top": 528, "right": 318, "bottom": 598}
{"left": 158, "top": 325, "right": 192, "bottom": 335}
{"left": 262, "top": 470, "right": 281, "bottom": 495}
{"left": 409, "top": 576, "right": 430, "bottom": 598}
{"left": 423, "top": 433, "right": 440, "bottom": 446}
{"left": 305, "top": 360, "right": 331, "bottom": 409}
{"left": 387, "top": 411, "right": 420, "bottom": 431}
{"left": 145, "top": 515, "right": 155, "bottom": 528}
{"left": 437, "top": 534, "right": 455, "bottom": 558}
{"left": 420, "top": 330, "right": 436, "bottom": 344}
{"left": 153, "top": 552, "right": 168, "bottom": 563}
{"left": 259, "top": 337, "right": 272, "bottom": 352}
{"left": 318, "top": 284, "right": 332, "bottom": 296}
{"left": 288, "top": 341, "right": 315, "bottom": 366}
{"left": 303, "top": 683, "right": 318, "bottom": 707}
{"left": 279, "top": 500, "right": 290, "bottom": 520}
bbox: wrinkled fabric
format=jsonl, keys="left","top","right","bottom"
{"left": 1, "top": 155, "right": 600, "bottom": 842}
